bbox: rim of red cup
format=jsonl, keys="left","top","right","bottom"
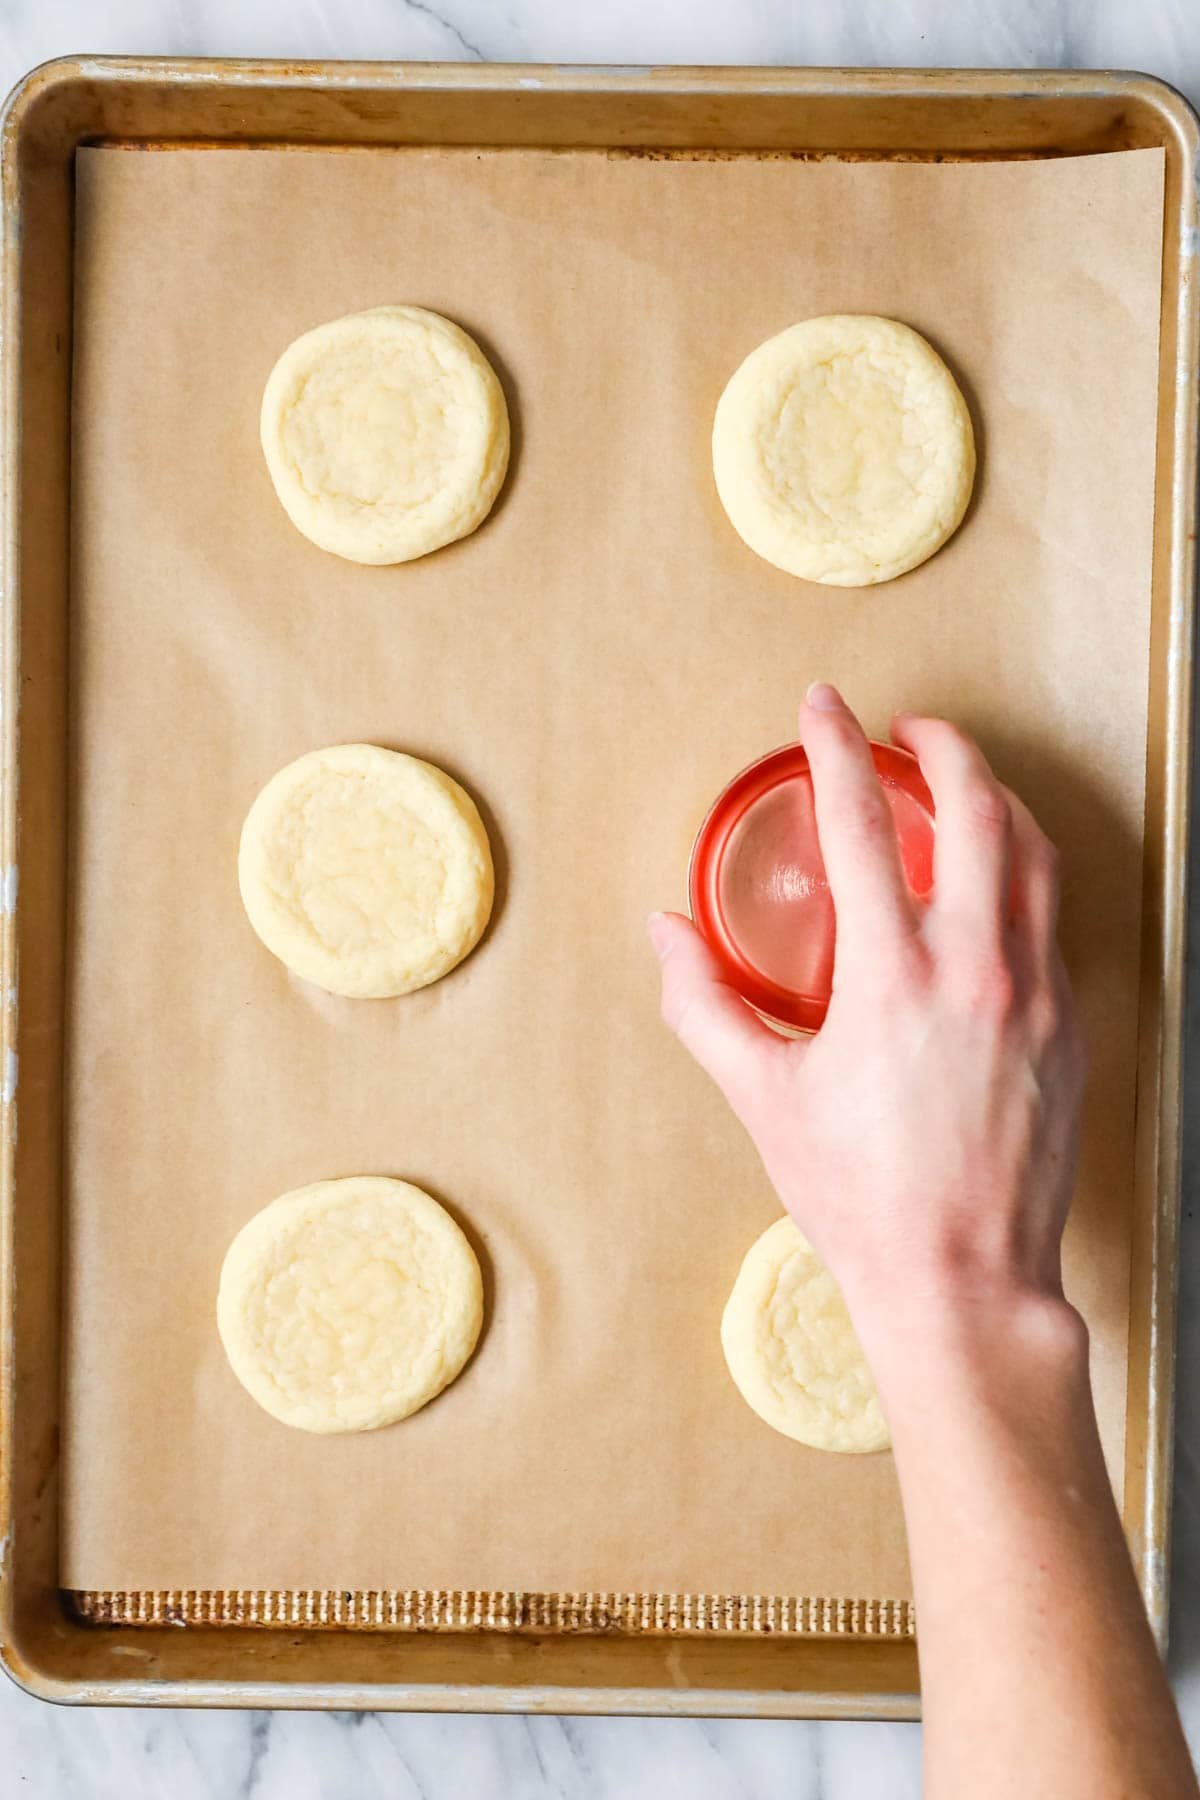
{"left": 687, "top": 740, "right": 935, "bottom": 1034}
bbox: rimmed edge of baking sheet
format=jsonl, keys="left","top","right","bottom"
{"left": 69, "top": 1588, "right": 915, "bottom": 1638}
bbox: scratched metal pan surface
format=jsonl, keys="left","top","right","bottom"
{"left": 0, "top": 59, "right": 1195, "bottom": 1716}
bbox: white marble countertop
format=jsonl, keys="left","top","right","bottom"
{"left": 4, "top": 2, "right": 1199, "bottom": 1794}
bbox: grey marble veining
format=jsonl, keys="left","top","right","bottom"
{"left": 2, "top": 1, "right": 1198, "bottom": 1794}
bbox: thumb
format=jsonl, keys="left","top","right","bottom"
{"left": 648, "top": 911, "right": 780, "bottom": 1109}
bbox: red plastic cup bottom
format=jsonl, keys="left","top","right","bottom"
{"left": 689, "top": 742, "right": 935, "bottom": 1033}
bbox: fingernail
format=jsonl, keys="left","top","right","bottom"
{"left": 806, "top": 682, "right": 846, "bottom": 713}
{"left": 647, "top": 911, "right": 672, "bottom": 957}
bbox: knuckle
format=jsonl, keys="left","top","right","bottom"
{"left": 1025, "top": 988, "right": 1061, "bottom": 1048}
{"left": 956, "top": 950, "right": 1018, "bottom": 1020}
{"left": 837, "top": 791, "right": 891, "bottom": 849}
{"left": 963, "top": 782, "right": 1012, "bottom": 836}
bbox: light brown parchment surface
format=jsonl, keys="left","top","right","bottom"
{"left": 63, "top": 144, "right": 1164, "bottom": 1599}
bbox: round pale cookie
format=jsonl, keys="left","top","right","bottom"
{"left": 260, "top": 305, "right": 510, "bottom": 564}
{"left": 720, "top": 1216, "right": 889, "bottom": 1453}
{"left": 217, "top": 1177, "right": 483, "bottom": 1433}
{"left": 238, "top": 742, "right": 494, "bottom": 999}
{"left": 712, "top": 314, "right": 975, "bottom": 586}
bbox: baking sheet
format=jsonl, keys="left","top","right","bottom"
{"left": 63, "top": 143, "right": 1164, "bottom": 1602}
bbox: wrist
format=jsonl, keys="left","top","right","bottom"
{"left": 847, "top": 1279, "right": 1090, "bottom": 1419}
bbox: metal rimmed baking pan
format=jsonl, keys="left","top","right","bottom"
{"left": 1, "top": 58, "right": 1196, "bottom": 1716}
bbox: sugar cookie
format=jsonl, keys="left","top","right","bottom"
{"left": 712, "top": 314, "right": 974, "bottom": 586}
{"left": 217, "top": 1176, "right": 483, "bottom": 1433}
{"left": 720, "top": 1216, "right": 889, "bottom": 1453}
{"left": 260, "top": 305, "right": 510, "bottom": 564}
{"left": 238, "top": 742, "right": 494, "bottom": 998}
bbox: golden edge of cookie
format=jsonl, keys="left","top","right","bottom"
{"left": 711, "top": 314, "right": 976, "bottom": 588}
{"left": 216, "top": 1176, "right": 484, "bottom": 1434}
{"left": 720, "top": 1216, "right": 891, "bottom": 1455}
{"left": 259, "top": 305, "right": 511, "bottom": 566}
{"left": 237, "top": 743, "right": 495, "bottom": 1000}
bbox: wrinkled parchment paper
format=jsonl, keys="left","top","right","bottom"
{"left": 63, "top": 144, "right": 1164, "bottom": 1599}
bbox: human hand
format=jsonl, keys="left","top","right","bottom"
{"left": 650, "top": 684, "right": 1085, "bottom": 1356}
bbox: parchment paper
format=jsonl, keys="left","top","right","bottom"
{"left": 63, "top": 143, "right": 1164, "bottom": 1601}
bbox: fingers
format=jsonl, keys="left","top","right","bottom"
{"left": 1002, "top": 785, "right": 1062, "bottom": 967}
{"left": 890, "top": 714, "right": 1012, "bottom": 948}
{"left": 890, "top": 713, "right": 1064, "bottom": 968}
{"left": 648, "top": 911, "right": 783, "bottom": 1108}
{"left": 799, "top": 684, "right": 918, "bottom": 966}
